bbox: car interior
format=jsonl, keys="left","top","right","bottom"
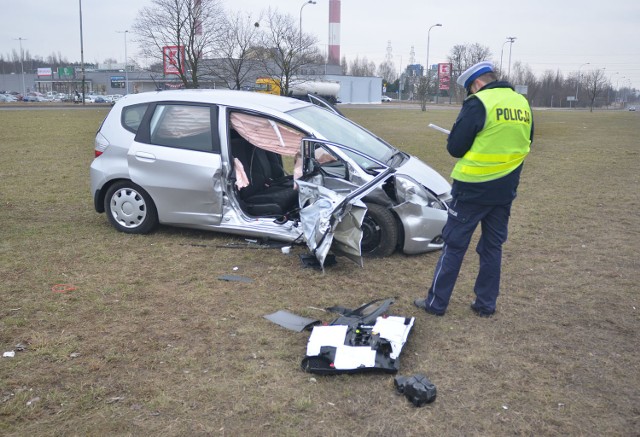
{"left": 229, "top": 129, "right": 298, "bottom": 217}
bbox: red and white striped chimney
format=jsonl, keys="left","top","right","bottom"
{"left": 328, "top": 0, "right": 341, "bottom": 65}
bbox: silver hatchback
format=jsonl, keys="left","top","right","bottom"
{"left": 90, "top": 90, "right": 451, "bottom": 268}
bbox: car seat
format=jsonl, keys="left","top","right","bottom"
{"left": 230, "top": 135, "right": 298, "bottom": 217}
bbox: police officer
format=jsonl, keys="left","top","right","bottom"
{"left": 414, "top": 61, "right": 534, "bottom": 317}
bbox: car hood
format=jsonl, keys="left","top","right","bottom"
{"left": 396, "top": 155, "right": 451, "bottom": 196}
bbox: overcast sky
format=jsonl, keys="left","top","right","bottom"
{"left": 1, "top": 0, "right": 638, "bottom": 88}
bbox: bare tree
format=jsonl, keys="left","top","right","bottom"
{"left": 132, "top": 0, "right": 224, "bottom": 89}
{"left": 416, "top": 76, "right": 428, "bottom": 111}
{"left": 584, "top": 69, "right": 608, "bottom": 112}
{"left": 258, "top": 9, "right": 320, "bottom": 96}
{"left": 377, "top": 60, "right": 397, "bottom": 84}
{"left": 340, "top": 56, "right": 348, "bottom": 75}
{"left": 211, "top": 10, "right": 263, "bottom": 90}
{"left": 349, "top": 56, "right": 376, "bottom": 76}
{"left": 447, "top": 43, "right": 491, "bottom": 102}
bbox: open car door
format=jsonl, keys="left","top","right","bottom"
{"left": 296, "top": 139, "right": 395, "bottom": 271}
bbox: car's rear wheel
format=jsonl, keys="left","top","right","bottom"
{"left": 361, "top": 203, "right": 398, "bottom": 257}
{"left": 104, "top": 181, "right": 158, "bottom": 234}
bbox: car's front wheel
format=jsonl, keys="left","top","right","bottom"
{"left": 360, "top": 203, "right": 398, "bottom": 257}
{"left": 104, "top": 181, "right": 158, "bottom": 234}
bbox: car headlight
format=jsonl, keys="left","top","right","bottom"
{"left": 394, "top": 175, "right": 446, "bottom": 210}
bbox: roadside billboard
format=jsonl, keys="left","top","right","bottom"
{"left": 163, "top": 46, "right": 185, "bottom": 75}
{"left": 438, "top": 63, "right": 452, "bottom": 90}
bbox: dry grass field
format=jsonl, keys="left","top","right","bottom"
{"left": 1, "top": 103, "right": 638, "bottom": 436}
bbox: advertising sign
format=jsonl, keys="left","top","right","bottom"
{"left": 438, "top": 63, "right": 452, "bottom": 90}
{"left": 163, "top": 46, "right": 185, "bottom": 75}
{"left": 57, "top": 67, "right": 74, "bottom": 78}
{"left": 111, "top": 76, "right": 126, "bottom": 88}
{"left": 37, "top": 67, "right": 52, "bottom": 77}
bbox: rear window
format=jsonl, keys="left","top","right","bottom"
{"left": 121, "top": 104, "right": 149, "bottom": 133}
{"left": 149, "top": 104, "right": 213, "bottom": 152}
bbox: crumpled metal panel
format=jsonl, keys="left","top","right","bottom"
{"left": 297, "top": 181, "right": 366, "bottom": 270}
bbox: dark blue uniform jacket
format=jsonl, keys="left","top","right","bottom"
{"left": 447, "top": 81, "right": 534, "bottom": 205}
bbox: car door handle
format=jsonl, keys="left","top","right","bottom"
{"left": 134, "top": 151, "right": 156, "bottom": 162}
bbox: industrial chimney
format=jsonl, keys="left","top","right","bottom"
{"left": 328, "top": 0, "right": 340, "bottom": 65}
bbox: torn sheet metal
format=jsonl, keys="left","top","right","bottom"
{"left": 296, "top": 166, "right": 395, "bottom": 272}
{"left": 301, "top": 298, "right": 415, "bottom": 375}
{"left": 264, "top": 310, "right": 321, "bottom": 332}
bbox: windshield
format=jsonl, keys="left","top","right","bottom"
{"left": 287, "top": 105, "right": 396, "bottom": 166}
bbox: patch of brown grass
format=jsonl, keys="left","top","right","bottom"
{"left": 0, "top": 105, "right": 638, "bottom": 435}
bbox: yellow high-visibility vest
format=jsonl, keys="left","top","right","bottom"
{"left": 451, "top": 87, "right": 532, "bottom": 182}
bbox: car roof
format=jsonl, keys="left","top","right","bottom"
{"left": 115, "top": 89, "right": 312, "bottom": 114}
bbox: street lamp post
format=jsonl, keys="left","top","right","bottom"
{"left": 575, "top": 62, "right": 590, "bottom": 103}
{"left": 506, "top": 36, "right": 516, "bottom": 79}
{"left": 299, "top": 1, "right": 316, "bottom": 48}
{"left": 79, "top": 0, "right": 86, "bottom": 105}
{"left": 14, "top": 37, "right": 26, "bottom": 96}
{"left": 426, "top": 23, "right": 442, "bottom": 101}
{"left": 499, "top": 40, "right": 509, "bottom": 75}
{"left": 117, "top": 30, "right": 129, "bottom": 94}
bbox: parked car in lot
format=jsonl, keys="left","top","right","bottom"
{"left": 90, "top": 90, "right": 451, "bottom": 266}
{"left": 629, "top": 106, "right": 636, "bottom": 111}
{"left": 0, "top": 93, "right": 18, "bottom": 102}
{"left": 22, "top": 93, "right": 47, "bottom": 102}
{"left": 381, "top": 95, "right": 392, "bottom": 102}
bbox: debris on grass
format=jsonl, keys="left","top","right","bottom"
{"left": 299, "top": 254, "right": 337, "bottom": 270}
{"left": 26, "top": 397, "right": 40, "bottom": 406}
{"left": 264, "top": 310, "right": 321, "bottom": 332}
{"left": 3, "top": 351, "right": 15, "bottom": 358}
{"left": 394, "top": 374, "right": 437, "bottom": 407}
{"left": 218, "top": 274, "right": 253, "bottom": 283}
{"left": 51, "top": 284, "right": 76, "bottom": 293}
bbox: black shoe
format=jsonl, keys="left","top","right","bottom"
{"left": 414, "top": 298, "right": 445, "bottom": 316}
{"left": 470, "top": 303, "right": 495, "bottom": 318}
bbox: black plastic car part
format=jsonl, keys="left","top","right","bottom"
{"left": 394, "top": 374, "right": 437, "bottom": 407}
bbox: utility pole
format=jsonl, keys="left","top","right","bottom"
{"left": 117, "top": 30, "right": 129, "bottom": 94}
{"left": 79, "top": 0, "right": 86, "bottom": 105}
{"left": 14, "top": 37, "right": 27, "bottom": 96}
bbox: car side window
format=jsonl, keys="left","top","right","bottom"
{"left": 121, "top": 104, "right": 149, "bottom": 133}
{"left": 148, "top": 104, "right": 213, "bottom": 152}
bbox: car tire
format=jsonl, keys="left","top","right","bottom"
{"left": 360, "top": 203, "right": 398, "bottom": 257}
{"left": 104, "top": 181, "right": 158, "bottom": 234}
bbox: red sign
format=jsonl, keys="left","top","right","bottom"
{"left": 163, "top": 46, "right": 185, "bottom": 75}
{"left": 438, "top": 63, "right": 452, "bottom": 90}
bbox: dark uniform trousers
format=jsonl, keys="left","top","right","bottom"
{"left": 426, "top": 199, "right": 512, "bottom": 314}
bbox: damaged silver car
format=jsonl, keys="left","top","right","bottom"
{"left": 90, "top": 90, "right": 451, "bottom": 267}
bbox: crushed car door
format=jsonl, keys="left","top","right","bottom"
{"left": 128, "top": 103, "right": 224, "bottom": 226}
{"left": 297, "top": 138, "right": 395, "bottom": 271}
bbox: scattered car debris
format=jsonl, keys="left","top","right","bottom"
{"left": 394, "top": 374, "right": 437, "bottom": 406}
{"left": 217, "top": 274, "right": 253, "bottom": 283}
{"left": 299, "top": 253, "right": 337, "bottom": 270}
{"left": 26, "top": 397, "right": 40, "bottom": 407}
{"left": 301, "top": 298, "right": 414, "bottom": 374}
{"left": 51, "top": 284, "right": 76, "bottom": 293}
{"left": 264, "top": 310, "right": 321, "bottom": 332}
